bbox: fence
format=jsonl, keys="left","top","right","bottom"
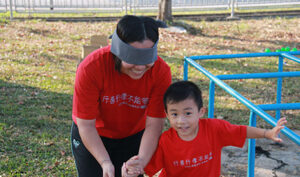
{"left": 183, "top": 51, "right": 300, "bottom": 177}
{"left": 1, "top": 0, "right": 300, "bottom": 15}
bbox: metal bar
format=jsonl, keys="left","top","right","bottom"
{"left": 9, "top": 0, "right": 13, "bottom": 20}
{"left": 183, "top": 60, "right": 188, "bottom": 81}
{"left": 259, "top": 103, "right": 300, "bottom": 111}
{"left": 125, "top": 0, "right": 127, "bottom": 14}
{"left": 208, "top": 80, "right": 215, "bottom": 118}
{"left": 184, "top": 57, "right": 300, "bottom": 146}
{"left": 247, "top": 111, "right": 256, "bottom": 177}
{"left": 188, "top": 51, "right": 300, "bottom": 60}
{"left": 217, "top": 71, "right": 300, "bottom": 80}
{"left": 13, "top": 0, "right": 18, "bottom": 11}
{"left": 27, "top": 0, "right": 30, "bottom": 15}
{"left": 237, "top": 2, "right": 300, "bottom": 8}
{"left": 5, "top": 0, "right": 8, "bottom": 12}
{"left": 276, "top": 56, "right": 283, "bottom": 120}
{"left": 230, "top": 0, "right": 235, "bottom": 18}
{"left": 281, "top": 53, "right": 300, "bottom": 64}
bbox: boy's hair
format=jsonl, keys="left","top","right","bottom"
{"left": 113, "top": 15, "right": 159, "bottom": 71}
{"left": 163, "top": 81, "right": 203, "bottom": 112}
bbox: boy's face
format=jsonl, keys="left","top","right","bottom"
{"left": 166, "top": 98, "right": 205, "bottom": 141}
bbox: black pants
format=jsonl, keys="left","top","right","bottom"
{"left": 71, "top": 122, "right": 144, "bottom": 177}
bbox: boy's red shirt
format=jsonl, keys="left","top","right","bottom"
{"left": 145, "top": 119, "right": 247, "bottom": 177}
{"left": 72, "top": 46, "right": 171, "bottom": 138}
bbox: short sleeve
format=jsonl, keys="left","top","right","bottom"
{"left": 72, "top": 58, "right": 102, "bottom": 119}
{"left": 146, "top": 59, "right": 171, "bottom": 118}
{"left": 213, "top": 119, "right": 247, "bottom": 148}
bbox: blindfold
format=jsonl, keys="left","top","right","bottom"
{"left": 110, "top": 30, "right": 158, "bottom": 65}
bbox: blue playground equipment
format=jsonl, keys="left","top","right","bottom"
{"left": 183, "top": 50, "right": 300, "bottom": 177}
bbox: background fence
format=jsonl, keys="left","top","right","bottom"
{"left": 1, "top": 0, "right": 300, "bottom": 14}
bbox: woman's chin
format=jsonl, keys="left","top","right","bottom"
{"left": 128, "top": 73, "right": 144, "bottom": 80}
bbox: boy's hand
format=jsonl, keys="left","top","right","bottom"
{"left": 122, "top": 155, "right": 144, "bottom": 177}
{"left": 265, "top": 117, "right": 287, "bottom": 143}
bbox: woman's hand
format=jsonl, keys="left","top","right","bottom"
{"left": 102, "top": 160, "right": 115, "bottom": 177}
{"left": 122, "top": 156, "right": 144, "bottom": 177}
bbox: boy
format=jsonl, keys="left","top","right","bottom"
{"left": 122, "top": 80, "right": 287, "bottom": 177}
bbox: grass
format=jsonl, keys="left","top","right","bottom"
{"left": 0, "top": 16, "right": 299, "bottom": 176}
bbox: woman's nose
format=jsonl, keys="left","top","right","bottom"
{"left": 133, "top": 65, "right": 146, "bottom": 70}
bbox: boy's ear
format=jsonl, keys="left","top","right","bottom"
{"left": 164, "top": 110, "right": 171, "bottom": 119}
{"left": 199, "top": 107, "right": 207, "bottom": 118}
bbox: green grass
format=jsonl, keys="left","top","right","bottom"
{"left": 0, "top": 16, "right": 299, "bottom": 176}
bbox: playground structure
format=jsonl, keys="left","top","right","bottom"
{"left": 183, "top": 51, "right": 300, "bottom": 177}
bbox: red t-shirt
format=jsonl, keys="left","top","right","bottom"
{"left": 145, "top": 119, "right": 247, "bottom": 177}
{"left": 72, "top": 46, "right": 172, "bottom": 139}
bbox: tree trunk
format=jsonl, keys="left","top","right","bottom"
{"left": 157, "top": 0, "right": 172, "bottom": 23}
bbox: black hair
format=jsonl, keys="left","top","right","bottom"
{"left": 112, "top": 15, "right": 160, "bottom": 72}
{"left": 163, "top": 81, "right": 203, "bottom": 112}
{"left": 116, "top": 15, "right": 159, "bottom": 43}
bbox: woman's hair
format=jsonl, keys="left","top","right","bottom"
{"left": 163, "top": 81, "right": 203, "bottom": 112}
{"left": 112, "top": 15, "right": 160, "bottom": 72}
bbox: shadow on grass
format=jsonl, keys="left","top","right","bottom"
{"left": 197, "top": 33, "right": 296, "bottom": 54}
{"left": 20, "top": 26, "right": 61, "bottom": 38}
{"left": 200, "top": 33, "right": 296, "bottom": 49}
{"left": 0, "top": 79, "right": 76, "bottom": 176}
{"left": 171, "top": 20, "right": 296, "bottom": 54}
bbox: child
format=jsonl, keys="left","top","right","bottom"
{"left": 122, "top": 80, "right": 287, "bottom": 177}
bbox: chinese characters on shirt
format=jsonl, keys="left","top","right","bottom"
{"left": 173, "top": 152, "right": 213, "bottom": 168}
{"left": 102, "top": 93, "right": 149, "bottom": 109}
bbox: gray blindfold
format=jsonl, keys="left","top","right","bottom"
{"left": 110, "top": 31, "right": 158, "bottom": 65}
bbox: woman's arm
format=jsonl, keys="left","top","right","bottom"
{"left": 138, "top": 116, "right": 165, "bottom": 168}
{"left": 76, "top": 117, "right": 114, "bottom": 177}
{"left": 247, "top": 117, "right": 287, "bottom": 143}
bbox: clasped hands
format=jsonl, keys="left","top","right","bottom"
{"left": 122, "top": 156, "right": 145, "bottom": 177}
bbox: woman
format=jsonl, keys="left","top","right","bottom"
{"left": 71, "top": 15, "right": 172, "bottom": 177}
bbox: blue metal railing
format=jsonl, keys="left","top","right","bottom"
{"left": 183, "top": 51, "right": 300, "bottom": 177}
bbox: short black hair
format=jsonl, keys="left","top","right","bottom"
{"left": 112, "top": 15, "right": 159, "bottom": 72}
{"left": 163, "top": 81, "right": 203, "bottom": 112}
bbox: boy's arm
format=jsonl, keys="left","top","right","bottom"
{"left": 246, "top": 117, "right": 287, "bottom": 143}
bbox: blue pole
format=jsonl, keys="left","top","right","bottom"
{"left": 185, "top": 57, "right": 300, "bottom": 146}
{"left": 276, "top": 56, "right": 283, "bottom": 120}
{"left": 188, "top": 51, "right": 300, "bottom": 60}
{"left": 259, "top": 103, "right": 300, "bottom": 110}
{"left": 217, "top": 71, "right": 300, "bottom": 80}
{"left": 281, "top": 53, "right": 300, "bottom": 64}
{"left": 183, "top": 59, "right": 188, "bottom": 81}
{"left": 208, "top": 80, "right": 215, "bottom": 118}
{"left": 247, "top": 111, "right": 256, "bottom": 177}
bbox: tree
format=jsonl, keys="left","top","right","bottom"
{"left": 157, "top": 0, "right": 172, "bottom": 23}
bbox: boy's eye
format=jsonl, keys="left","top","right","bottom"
{"left": 185, "top": 112, "right": 192, "bottom": 116}
{"left": 171, "top": 113, "right": 177, "bottom": 117}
